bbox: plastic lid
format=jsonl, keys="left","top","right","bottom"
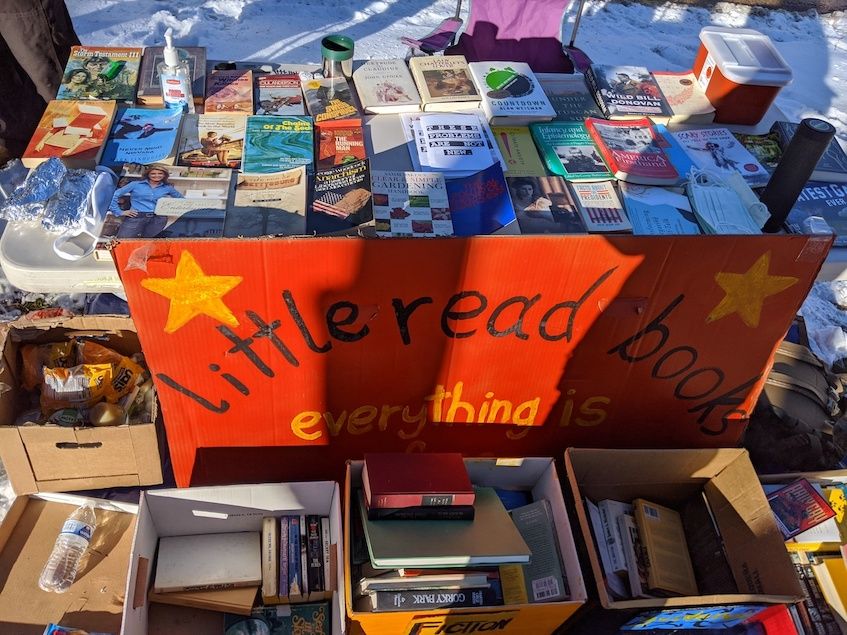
{"left": 699, "top": 26, "right": 792, "bottom": 87}
{"left": 321, "top": 34, "right": 354, "bottom": 61}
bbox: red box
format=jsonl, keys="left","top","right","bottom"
{"left": 693, "top": 26, "right": 792, "bottom": 125}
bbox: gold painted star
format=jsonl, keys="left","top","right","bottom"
{"left": 141, "top": 250, "right": 242, "bottom": 333}
{"left": 707, "top": 251, "right": 798, "bottom": 328}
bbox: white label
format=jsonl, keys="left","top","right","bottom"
{"left": 532, "top": 575, "right": 560, "bottom": 601}
{"left": 698, "top": 54, "right": 716, "bottom": 91}
{"left": 161, "top": 73, "right": 190, "bottom": 108}
{"left": 60, "top": 519, "right": 93, "bottom": 541}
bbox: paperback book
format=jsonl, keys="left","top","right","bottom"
{"left": 136, "top": 46, "right": 206, "bottom": 106}
{"left": 786, "top": 181, "right": 847, "bottom": 245}
{"left": 225, "top": 166, "right": 308, "bottom": 237}
{"left": 507, "top": 176, "right": 587, "bottom": 234}
{"left": 57, "top": 45, "right": 142, "bottom": 102}
{"left": 651, "top": 70, "right": 715, "bottom": 125}
{"left": 101, "top": 107, "right": 182, "bottom": 168}
{"left": 358, "top": 588, "right": 498, "bottom": 612}
{"left": 767, "top": 479, "right": 837, "bottom": 539}
{"left": 205, "top": 69, "right": 253, "bottom": 113}
{"left": 352, "top": 58, "right": 421, "bottom": 114}
{"left": 302, "top": 76, "right": 361, "bottom": 123}
{"left": 585, "top": 65, "right": 671, "bottom": 119}
{"left": 177, "top": 113, "right": 246, "bottom": 169}
{"left": 492, "top": 126, "right": 547, "bottom": 177}
{"left": 308, "top": 159, "right": 373, "bottom": 234}
{"left": 468, "top": 61, "right": 556, "bottom": 125}
{"left": 224, "top": 603, "right": 330, "bottom": 635}
{"left": 584, "top": 117, "right": 679, "bottom": 185}
{"left": 371, "top": 170, "right": 452, "bottom": 237}
{"left": 408, "top": 55, "right": 481, "bottom": 112}
{"left": 633, "top": 499, "right": 698, "bottom": 596}
{"left": 620, "top": 182, "right": 701, "bottom": 235}
{"left": 536, "top": 72, "right": 604, "bottom": 121}
{"left": 772, "top": 120, "right": 847, "bottom": 183}
{"left": 23, "top": 100, "right": 116, "bottom": 169}
{"left": 672, "top": 127, "right": 770, "bottom": 187}
{"left": 530, "top": 122, "right": 611, "bottom": 181}
{"left": 570, "top": 181, "right": 631, "bottom": 233}
{"left": 242, "top": 115, "right": 314, "bottom": 174}
{"left": 445, "top": 162, "right": 516, "bottom": 236}
{"left": 733, "top": 131, "right": 782, "bottom": 172}
{"left": 417, "top": 113, "right": 494, "bottom": 173}
{"left": 256, "top": 74, "right": 305, "bottom": 115}
{"left": 316, "top": 119, "right": 366, "bottom": 169}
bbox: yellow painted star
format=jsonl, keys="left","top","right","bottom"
{"left": 707, "top": 251, "right": 798, "bottom": 328}
{"left": 141, "top": 250, "right": 243, "bottom": 333}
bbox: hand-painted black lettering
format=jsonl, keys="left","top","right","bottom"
{"left": 282, "top": 289, "right": 332, "bottom": 353}
{"left": 392, "top": 296, "right": 433, "bottom": 345}
{"left": 441, "top": 291, "right": 487, "bottom": 339}
{"left": 674, "top": 367, "right": 725, "bottom": 400}
{"left": 540, "top": 267, "right": 617, "bottom": 342}
{"left": 607, "top": 293, "right": 684, "bottom": 362}
{"left": 157, "top": 373, "right": 230, "bottom": 413}
{"left": 652, "top": 346, "right": 697, "bottom": 379}
{"left": 217, "top": 325, "right": 274, "bottom": 377}
{"left": 246, "top": 310, "right": 300, "bottom": 368}
{"left": 221, "top": 373, "right": 250, "bottom": 395}
{"left": 688, "top": 374, "right": 761, "bottom": 425}
{"left": 487, "top": 295, "right": 540, "bottom": 340}
{"left": 327, "top": 301, "right": 370, "bottom": 342}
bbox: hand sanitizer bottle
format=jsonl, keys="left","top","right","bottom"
{"left": 158, "top": 28, "right": 194, "bottom": 113}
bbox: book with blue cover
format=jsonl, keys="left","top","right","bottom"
{"left": 653, "top": 124, "right": 695, "bottom": 181}
{"left": 288, "top": 515, "right": 303, "bottom": 599}
{"left": 102, "top": 107, "right": 182, "bottom": 168}
{"left": 446, "top": 163, "right": 516, "bottom": 235}
{"left": 242, "top": 115, "right": 314, "bottom": 174}
{"left": 620, "top": 182, "right": 701, "bottom": 235}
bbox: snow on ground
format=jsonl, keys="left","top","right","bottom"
{"left": 68, "top": 0, "right": 847, "bottom": 140}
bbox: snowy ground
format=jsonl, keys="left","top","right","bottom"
{"left": 68, "top": 0, "right": 847, "bottom": 140}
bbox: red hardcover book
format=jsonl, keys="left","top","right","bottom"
{"left": 584, "top": 117, "right": 679, "bottom": 186}
{"left": 767, "top": 478, "right": 836, "bottom": 539}
{"left": 363, "top": 453, "right": 474, "bottom": 509}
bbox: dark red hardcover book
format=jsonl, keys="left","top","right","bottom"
{"left": 363, "top": 453, "right": 474, "bottom": 509}
{"left": 584, "top": 117, "right": 679, "bottom": 186}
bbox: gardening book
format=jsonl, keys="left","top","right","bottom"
{"left": 177, "top": 113, "right": 246, "bottom": 169}
{"left": 530, "top": 122, "right": 611, "bottom": 181}
{"left": 585, "top": 117, "right": 679, "bottom": 185}
{"left": 620, "top": 182, "right": 701, "bottom": 235}
{"left": 446, "top": 163, "right": 517, "bottom": 236}
{"left": 225, "top": 166, "right": 307, "bottom": 237}
{"left": 492, "top": 126, "right": 547, "bottom": 177}
{"left": 57, "top": 45, "right": 141, "bottom": 102}
{"left": 672, "top": 127, "right": 770, "bottom": 187}
{"left": 371, "top": 170, "right": 453, "bottom": 237}
{"left": 204, "top": 69, "right": 253, "bottom": 114}
{"left": 408, "top": 55, "right": 481, "bottom": 112}
{"left": 507, "top": 175, "right": 587, "bottom": 234}
{"left": 352, "top": 58, "right": 421, "bottom": 114}
{"left": 585, "top": 64, "right": 671, "bottom": 120}
{"left": 256, "top": 74, "right": 305, "bottom": 115}
{"left": 242, "top": 115, "right": 314, "bottom": 174}
{"left": 468, "top": 61, "right": 556, "bottom": 125}
{"left": 316, "top": 119, "right": 366, "bottom": 169}
{"left": 136, "top": 45, "right": 206, "bottom": 106}
{"left": 651, "top": 70, "right": 715, "bottom": 125}
{"left": 571, "top": 181, "right": 631, "bottom": 233}
{"left": 786, "top": 182, "right": 847, "bottom": 246}
{"left": 101, "top": 107, "right": 182, "bottom": 168}
{"left": 308, "top": 159, "right": 373, "bottom": 235}
{"left": 23, "top": 100, "right": 116, "bottom": 169}
{"left": 772, "top": 120, "right": 847, "bottom": 183}
{"left": 536, "top": 72, "right": 604, "bottom": 122}
{"left": 302, "top": 76, "right": 361, "bottom": 123}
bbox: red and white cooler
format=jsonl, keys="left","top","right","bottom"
{"left": 693, "top": 26, "right": 793, "bottom": 125}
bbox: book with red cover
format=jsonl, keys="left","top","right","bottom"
{"left": 584, "top": 117, "right": 679, "bottom": 186}
{"left": 767, "top": 478, "right": 836, "bottom": 539}
{"left": 363, "top": 453, "right": 474, "bottom": 509}
{"left": 316, "top": 118, "right": 365, "bottom": 170}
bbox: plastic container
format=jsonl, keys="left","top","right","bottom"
{"left": 39, "top": 504, "right": 97, "bottom": 593}
{"left": 321, "top": 34, "right": 354, "bottom": 79}
{"left": 693, "top": 26, "right": 792, "bottom": 125}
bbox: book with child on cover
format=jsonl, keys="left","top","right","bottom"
{"left": 57, "top": 45, "right": 142, "bottom": 102}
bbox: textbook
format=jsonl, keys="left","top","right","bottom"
{"left": 585, "top": 117, "right": 679, "bottom": 185}
{"left": 256, "top": 74, "right": 305, "bottom": 115}
{"left": 225, "top": 166, "right": 307, "bottom": 237}
{"left": 468, "top": 61, "right": 556, "bottom": 125}
{"left": 177, "top": 113, "right": 246, "bottom": 169}
{"left": 101, "top": 107, "right": 182, "bottom": 168}
{"left": 137, "top": 45, "right": 206, "bottom": 106}
{"left": 530, "top": 122, "right": 611, "bottom": 181}
{"left": 353, "top": 58, "right": 421, "bottom": 114}
{"left": 536, "top": 72, "right": 604, "bottom": 122}
{"left": 585, "top": 64, "right": 671, "bottom": 120}
{"left": 408, "top": 55, "right": 481, "bottom": 112}
{"left": 23, "top": 100, "right": 116, "bottom": 169}
{"left": 57, "top": 45, "right": 142, "bottom": 102}
{"left": 205, "top": 69, "right": 253, "bottom": 113}
{"left": 242, "top": 115, "right": 314, "bottom": 174}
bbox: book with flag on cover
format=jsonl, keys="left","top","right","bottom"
{"left": 308, "top": 159, "right": 373, "bottom": 234}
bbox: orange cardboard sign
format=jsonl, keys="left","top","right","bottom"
{"left": 114, "top": 235, "right": 830, "bottom": 487}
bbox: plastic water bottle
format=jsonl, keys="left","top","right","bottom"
{"left": 39, "top": 504, "right": 96, "bottom": 593}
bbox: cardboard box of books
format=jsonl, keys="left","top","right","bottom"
{"left": 0, "top": 315, "right": 162, "bottom": 494}
{"left": 344, "top": 457, "right": 587, "bottom": 634}
{"left": 0, "top": 492, "right": 137, "bottom": 634}
{"left": 565, "top": 448, "right": 804, "bottom": 609}
{"left": 121, "top": 481, "right": 346, "bottom": 634}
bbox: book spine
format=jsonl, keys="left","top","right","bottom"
{"left": 307, "top": 515, "right": 324, "bottom": 598}
{"left": 369, "top": 492, "right": 476, "bottom": 509}
{"left": 499, "top": 565, "right": 529, "bottom": 604}
{"left": 288, "top": 516, "right": 301, "bottom": 598}
{"left": 584, "top": 68, "right": 612, "bottom": 119}
{"left": 154, "top": 579, "right": 258, "bottom": 593}
{"left": 262, "top": 517, "right": 278, "bottom": 600}
{"left": 370, "top": 587, "right": 499, "bottom": 612}
{"left": 300, "top": 514, "right": 309, "bottom": 598}
{"left": 279, "top": 516, "right": 289, "bottom": 600}
{"left": 367, "top": 505, "right": 475, "bottom": 521}
{"left": 321, "top": 516, "right": 332, "bottom": 593}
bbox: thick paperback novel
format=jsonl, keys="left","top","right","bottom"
{"left": 101, "top": 107, "right": 182, "bottom": 167}
{"left": 242, "top": 115, "right": 314, "bottom": 174}
{"left": 309, "top": 159, "right": 373, "bottom": 234}
{"left": 256, "top": 74, "right": 305, "bottom": 115}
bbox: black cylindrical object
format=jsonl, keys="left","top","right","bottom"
{"left": 761, "top": 118, "right": 836, "bottom": 232}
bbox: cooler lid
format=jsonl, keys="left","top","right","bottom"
{"left": 699, "top": 26, "right": 793, "bottom": 87}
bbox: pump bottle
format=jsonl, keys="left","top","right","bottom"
{"left": 158, "top": 28, "right": 195, "bottom": 113}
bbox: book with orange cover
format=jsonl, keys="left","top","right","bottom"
{"left": 23, "top": 100, "right": 116, "bottom": 169}
{"left": 205, "top": 69, "right": 253, "bottom": 114}
{"left": 316, "top": 119, "right": 365, "bottom": 170}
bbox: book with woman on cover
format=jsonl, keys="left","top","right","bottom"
{"left": 178, "top": 113, "right": 246, "bottom": 169}
{"left": 585, "top": 117, "right": 679, "bottom": 185}
{"left": 507, "top": 176, "right": 587, "bottom": 234}
{"left": 57, "top": 46, "right": 142, "bottom": 102}
{"left": 585, "top": 65, "right": 671, "bottom": 119}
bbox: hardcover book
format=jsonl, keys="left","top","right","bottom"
{"left": 507, "top": 175, "right": 587, "bottom": 234}
{"left": 136, "top": 45, "right": 206, "bottom": 106}
{"left": 733, "top": 131, "right": 782, "bottom": 172}
{"left": 242, "top": 115, "right": 314, "bottom": 174}
{"left": 316, "top": 119, "right": 366, "bottom": 169}
{"left": 530, "top": 122, "right": 611, "bottom": 181}
{"left": 23, "top": 100, "right": 116, "bottom": 169}
{"left": 446, "top": 162, "right": 516, "bottom": 236}
{"left": 367, "top": 505, "right": 475, "bottom": 521}
{"left": 570, "top": 181, "right": 631, "bottom": 233}
{"left": 786, "top": 181, "right": 847, "bottom": 245}
{"left": 101, "top": 107, "right": 182, "bottom": 168}
{"left": 177, "top": 113, "right": 246, "bottom": 169}
{"left": 371, "top": 170, "right": 453, "bottom": 237}
{"left": 772, "top": 120, "right": 847, "bottom": 183}
{"left": 363, "top": 452, "right": 473, "bottom": 508}
{"left": 768, "top": 479, "right": 837, "bottom": 539}
{"left": 633, "top": 499, "right": 698, "bottom": 596}
{"left": 536, "top": 72, "right": 604, "bottom": 122}
{"left": 672, "top": 127, "right": 770, "bottom": 187}
{"left": 302, "top": 76, "right": 361, "bottom": 123}
{"left": 651, "top": 70, "right": 715, "bottom": 125}
{"left": 492, "top": 126, "right": 547, "bottom": 177}
{"left": 57, "top": 45, "right": 142, "bottom": 102}
{"left": 408, "top": 55, "right": 481, "bottom": 112}
{"left": 224, "top": 603, "right": 330, "bottom": 635}
{"left": 585, "top": 117, "right": 679, "bottom": 185}
{"left": 256, "top": 74, "right": 305, "bottom": 115}
{"left": 620, "top": 182, "right": 701, "bottom": 235}
{"left": 226, "top": 166, "right": 307, "bottom": 237}
{"left": 468, "top": 61, "right": 556, "bottom": 125}
{"left": 585, "top": 65, "right": 671, "bottom": 119}
{"left": 153, "top": 532, "right": 261, "bottom": 593}
{"left": 205, "top": 69, "right": 253, "bottom": 114}
{"left": 352, "top": 58, "right": 421, "bottom": 114}
{"left": 262, "top": 517, "right": 279, "bottom": 602}
{"left": 360, "top": 587, "right": 498, "bottom": 612}
{"left": 308, "top": 159, "right": 373, "bottom": 235}
{"left": 357, "top": 570, "right": 489, "bottom": 594}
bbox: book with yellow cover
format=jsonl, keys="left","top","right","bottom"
{"left": 57, "top": 45, "right": 142, "bottom": 102}
{"left": 633, "top": 498, "right": 698, "bottom": 596}
{"left": 23, "top": 100, "right": 116, "bottom": 169}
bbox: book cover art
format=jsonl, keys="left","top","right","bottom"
{"left": 242, "top": 115, "right": 314, "bottom": 174}
{"left": 507, "top": 176, "right": 586, "bottom": 234}
{"left": 316, "top": 119, "right": 366, "bottom": 169}
{"left": 226, "top": 166, "right": 307, "bottom": 237}
{"left": 352, "top": 58, "right": 421, "bottom": 113}
{"left": 508, "top": 500, "right": 568, "bottom": 602}
{"left": 585, "top": 117, "right": 679, "bottom": 185}
{"left": 288, "top": 515, "right": 302, "bottom": 598}
{"left": 57, "top": 46, "right": 141, "bottom": 102}
{"left": 571, "top": 181, "right": 631, "bottom": 233}
{"left": 23, "top": 100, "right": 116, "bottom": 169}
{"left": 306, "top": 516, "right": 324, "bottom": 598}
{"left": 536, "top": 72, "right": 604, "bottom": 122}
{"left": 446, "top": 162, "right": 516, "bottom": 236}
{"left": 223, "top": 602, "right": 330, "bottom": 635}
{"left": 651, "top": 71, "right": 715, "bottom": 124}
{"left": 309, "top": 159, "right": 372, "bottom": 234}
{"left": 672, "top": 127, "right": 770, "bottom": 187}
{"left": 371, "top": 170, "right": 452, "bottom": 237}
{"left": 492, "top": 126, "right": 547, "bottom": 177}
{"left": 205, "top": 69, "right": 253, "bottom": 113}
{"left": 768, "top": 479, "right": 837, "bottom": 539}
{"left": 620, "top": 183, "right": 701, "bottom": 235}
{"left": 586, "top": 65, "right": 670, "bottom": 118}
{"left": 136, "top": 46, "right": 206, "bottom": 105}
{"left": 302, "top": 77, "right": 360, "bottom": 123}
{"left": 101, "top": 107, "right": 182, "bottom": 167}
{"left": 621, "top": 605, "right": 775, "bottom": 630}
{"left": 786, "top": 181, "right": 847, "bottom": 246}
{"left": 468, "top": 62, "right": 556, "bottom": 122}
{"left": 178, "top": 113, "right": 246, "bottom": 169}
{"left": 772, "top": 121, "right": 847, "bottom": 182}
{"left": 530, "top": 122, "right": 610, "bottom": 181}
{"left": 733, "top": 132, "right": 782, "bottom": 172}
{"left": 256, "top": 74, "right": 305, "bottom": 115}
{"left": 278, "top": 516, "right": 290, "bottom": 601}
{"left": 408, "top": 55, "right": 480, "bottom": 108}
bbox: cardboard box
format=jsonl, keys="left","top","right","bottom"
{"left": 122, "top": 481, "right": 346, "bottom": 634}
{"left": 565, "top": 448, "right": 804, "bottom": 609}
{"left": 0, "top": 492, "right": 137, "bottom": 635}
{"left": 0, "top": 315, "right": 162, "bottom": 493}
{"left": 344, "top": 457, "right": 587, "bottom": 635}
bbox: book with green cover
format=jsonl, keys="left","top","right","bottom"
{"left": 242, "top": 115, "right": 314, "bottom": 175}
{"left": 530, "top": 122, "right": 611, "bottom": 181}
{"left": 359, "top": 487, "right": 530, "bottom": 569}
